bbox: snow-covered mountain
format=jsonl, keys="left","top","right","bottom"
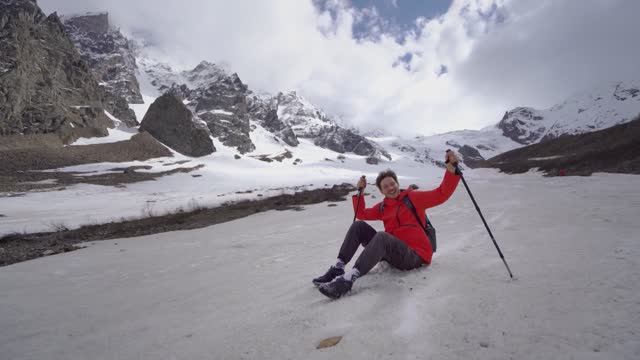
{"left": 383, "top": 80, "right": 640, "bottom": 168}
{"left": 135, "top": 50, "right": 640, "bottom": 169}
{"left": 136, "top": 55, "right": 391, "bottom": 163}
{"left": 62, "top": 12, "right": 142, "bottom": 104}
{"left": 497, "top": 81, "right": 640, "bottom": 145}
{"left": 274, "top": 90, "right": 334, "bottom": 138}
{"left": 366, "top": 126, "right": 522, "bottom": 169}
{"left": 61, "top": 12, "right": 142, "bottom": 127}
{"left": 59, "top": 11, "right": 640, "bottom": 170}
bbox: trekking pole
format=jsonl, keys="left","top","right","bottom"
{"left": 446, "top": 150, "right": 514, "bottom": 279}
{"left": 352, "top": 175, "right": 365, "bottom": 223}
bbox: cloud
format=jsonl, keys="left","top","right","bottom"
{"left": 455, "top": 0, "right": 640, "bottom": 110}
{"left": 39, "top": 0, "right": 640, "bottom": 136}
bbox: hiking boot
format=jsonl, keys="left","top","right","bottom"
{"left": 318, "top": 277, "right": 353, "bottom": 299}
{"left": 312, "top": 266, "right": 345, "bottom": 286}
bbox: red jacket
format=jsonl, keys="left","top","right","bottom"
{"left": 352, "top": 170, "right": 460, "bottom": 264}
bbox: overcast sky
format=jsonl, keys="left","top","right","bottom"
{"left": 40, "top": 0, "right": 640, "bottom": 136}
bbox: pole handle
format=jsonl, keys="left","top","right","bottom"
{"left": 445, "top": 149, "right": 462, "bottom": 176}
{"left": 353, "top": 175, "right": 366, "bottom": 222}
{"left": 357, "top": 175, "right": 366, "bottom": 193}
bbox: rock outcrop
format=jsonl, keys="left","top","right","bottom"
{"left": 62, "top": 12, "right": 141, "bottom": 126}
{"left": 139, "top": 94, "right": 215, "bottom": 157}
{"left": 141, "top": 58, "right": 389, "bottom": 161}
{"left": 497, "top": 107, "right": 546, "bottom": 145}
{"left": 275, "top": 91, "right": 391, "bottom": 161}
{"left": 458, "top": 144, "right": 485, "bottom": 168}
{"left": 142, "top": 59, "right": 255, "bottom": 154}
{"left": 247, "top": 93, "right": 298, "bottom": 147}
{"left": 0, "top": 0, "right": 115, "bottom": 144}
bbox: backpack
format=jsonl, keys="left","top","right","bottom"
{"left": 379, "top": 196, "right": 437, "bottom": 253}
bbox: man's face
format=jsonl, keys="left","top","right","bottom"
{"left": 379, "top": 176, "right": 400, "bottom": 198}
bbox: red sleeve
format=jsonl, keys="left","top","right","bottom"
{"left": 409, "top": 170, "right": 460, "bottom": 209}
{"left": 352, "top": 194, "right": 382, "bottom": 220}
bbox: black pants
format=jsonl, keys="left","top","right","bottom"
{"left": 338, "top": 221, "right": 424, "bottom": 276}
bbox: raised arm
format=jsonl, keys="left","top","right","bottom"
{"left": 410, "top": 170, "right": 460, "bottom": 209}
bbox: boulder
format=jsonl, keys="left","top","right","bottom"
{"left": 139, "top": 94, "right": 215, "bottom": 157}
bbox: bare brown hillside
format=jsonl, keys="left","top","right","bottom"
{"left": 481, "top": 116, "right": 640, "bottom": 176}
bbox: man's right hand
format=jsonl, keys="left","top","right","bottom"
{"left": 445, "top": 150, "right": 460, "bottom": 174}
{"left": 357, "top": 175, "right": 366, "bottom": 191}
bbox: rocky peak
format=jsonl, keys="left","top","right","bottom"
{"left": 140, "top": 58, "right": 256, "bottom": 153}
{"left": 497, "top": 107, "right": 546, "bottom": 145}
{"left": 62, "top": 11, "right": 142, "bottom": 126}
{"left": 246, "top": 93, "right": 299, "bottom": 147}
{"left": 141, "top": 57, "right": 389, "bottom": 161}
{"left": 185, "top": 61, "right": 235, "bottom": 90}
{"left": 61, "top": 12, "right": 109, "bottom": 34}
{"left": 613, "top": 82, "right": 639, "bottom": 101}
{"left": 273, "top": 90, "right": 390, "bottom": 161}
{"left": 314, "top": 126, "right": 391, "bottom": 161}
{"left": 0, "top": 0, "right": 114, "bottom": 143}
{"left": 497, "top": 81, "right": 640, "bottom": 145}
{"left": 0, "top": 0, "right": 45, "bottom": 23}
{"left": 275, "top": 90, "right": 333, "bottom": 138}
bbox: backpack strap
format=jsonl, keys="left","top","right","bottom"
{"left": 403, "top": 195, "right": 437, "bottom": 252}
{"left": 402, "top": 196, "right": 427, "bottom": 230}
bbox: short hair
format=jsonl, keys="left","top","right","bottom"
{"left": 376, "top": 169, "right": 398, "bottom": 189}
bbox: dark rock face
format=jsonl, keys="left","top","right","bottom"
{"left": 250, "top": 149, "right": 293, "bottom": 163}
{"left": 497, "top": 107, "right": 546, "bottom": 145}
{"left": 247, "top": 94, "right": 299, "bottom": 147}
{"left": 366, "top": 156, "right": 379, "bottom": 165}
{"left": 144, "top": 61, "right": 256, "bottom": 154}
{"left": 139, "top": 94, "right": 215, "bottom": 157}
{"left": 613, "top": 83, "right": 639, "bottom": 101}
{"left": 101, "top": 93, "right": 137, "bottom": 127}
{"left": 0, "top": 0, "right": 114, "bottom": 144}
{"left": 458, "top": 145, "right": 485, "bottom": 168}
{"left": 313, "top": 126, "right": 392, "bottom": 161}
{"left": 190, "top": 66, "right": 255, "bottom": 154}
{"left": 200, "top": 110, "right": 253, "bottom": 154}
{"left": 62, "top": 12, "right": 141, "bottom": 126}
{"left": 62, "top": 12, "right": 109, "bottom": 33}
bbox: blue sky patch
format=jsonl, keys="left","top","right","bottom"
{"left": 314, "top": 0, "right": 453, "bottom": 43}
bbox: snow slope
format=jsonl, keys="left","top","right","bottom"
{"left": 1, "top": 170, "right": 639, "bottom": 359}
{"left": 0, "top": 146, "right": 443, "bottom": 235}
{"left": 368, "top": 126, "right": 522, "bottom": 167}
{"left": 497, "top": 81, "right": 640, "bottom": 145}
{"left": 69, "top": 110, "right": 137, "bottom": 145}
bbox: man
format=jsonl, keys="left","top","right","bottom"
{"left": 314, "top": 151, "right": 461, "bottom": 299}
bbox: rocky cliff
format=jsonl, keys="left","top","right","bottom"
{"left": 62, "top": 12, "right": 141, "bottom": 126}
{"left": 0, "top": 0, "right": 114, "bottom": 144}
